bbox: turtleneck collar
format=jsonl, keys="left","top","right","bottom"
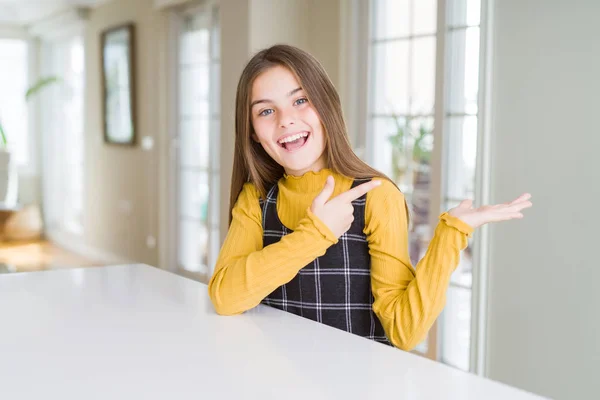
{"left": 281, "top": 168, "right": 339, "bottom": 193}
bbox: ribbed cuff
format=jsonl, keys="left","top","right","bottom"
{"left": 306, "top": 207, "right": 339, "bottom": 244}
{"left": 439, "top": 212, "right": 474, "bottom": 237}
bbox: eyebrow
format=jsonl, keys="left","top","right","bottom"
{"left": 250, "top": 87, "right": 303, "bottom": 108}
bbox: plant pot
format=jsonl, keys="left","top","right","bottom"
{"left": 0, "top": 149, "right": 18, "bottom": 207}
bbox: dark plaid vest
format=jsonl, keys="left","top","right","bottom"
{"left": 259, "top": 178, "right": 391, "bottom": 345}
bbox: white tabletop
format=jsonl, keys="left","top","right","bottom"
{"left": 0, "top": 264, "right": 547, "bottom": 400}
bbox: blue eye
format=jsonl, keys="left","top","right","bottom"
{"left": 295, "top": 98, "right": 308, "bottom": 106}
{"left": 259, "top": 109, "right": 274, "bottom": 117}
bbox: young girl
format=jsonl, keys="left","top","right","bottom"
{"left": 208, "top": 44, "right": 532, "bottom": 350}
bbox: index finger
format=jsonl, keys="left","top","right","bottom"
{"left": 505, "top": 193, "right": 532, "bottom": 205}
{"left": 333, "top": 180, "right": 382, "bottom": 203}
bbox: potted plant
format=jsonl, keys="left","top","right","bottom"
{"left": 388, "top": 115, "right": 433, "bottom": 192}
{"left": 0, "top": 76, "right": 60, "bottom": 206}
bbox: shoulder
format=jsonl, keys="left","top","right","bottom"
{"left": 364, "top": 178, "right": 408, "bottom": 233}
{"left": 367, "top": 178, "right": 405, "bottom": 204}
{"left": 232, "top": 182, "right": 262, "bottom": 222}
{"left": 240, "top": 182, "right": 261, "bottom": 201}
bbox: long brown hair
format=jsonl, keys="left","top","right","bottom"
{"left": 229, "top": 44, "right": 406, "bottom": 224}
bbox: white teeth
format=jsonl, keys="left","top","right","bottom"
{"left": 278, "top": 132, "right": 309, "bottom": 144}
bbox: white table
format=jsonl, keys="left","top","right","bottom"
{"left": 0, "top": 264, "right": 547, "bottom": 399}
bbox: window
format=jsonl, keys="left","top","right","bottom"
{"left": 176, "top": 5, "right": 220, "bottom": 280}
{"left": 367, "top": 0, "right": 483, "bottom": 370}
{"left": 41, "top": 36, "right": 85, "bottom": 234}
{"left": 0, "top": 38, "right": 29, "bottom": 166}
{"left": 441, "top": 0, "right": 482, "bottom": 372}
{"left": 368, "top": 0, "right": 438, "bottom": 356}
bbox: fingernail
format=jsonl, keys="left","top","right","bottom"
{"left": 374, "top": 180, "right": 381, "bottom": 186}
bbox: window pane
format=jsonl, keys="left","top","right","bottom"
{"left": 370, "top": 116, "right": 404, "bottom": 180}
{"left": 64, "top": 37, "right": 85, "bottom": 232}
{"left": 448, "top": 0, "right": 481, "bottom": 27}
{"left": 442, "top": 286, "right": 472, "bottom": 371}
{"left": 371, "top": 41, "right": 409, "bottom": 115}
{"left": 210, "top": 117, "right": 220, "bottom": 171}
{"left": 178, "top": 219, "right": 208, "bottom": 274}
{"left": 447, "top": 27, "right": 480, "bottom": 114}
{"left": 0, "top": 39, "right": 28, "bottom": 165}
{"left": 210, "top": 61, "right": 220, "bottom": 116}
{"left": 179, "top": 170, "right": 209, "bottom": 222}
{"left": 371, "top": 116, "right": 434, "bottom": 265}
{"left": 372, "top": 0, "right": 410, "bottom": 39}
{"left": 180, "top": 118, "right": 210, "bottom": 169}
{"left": 180, "top": 66, "right": 210, "bottom": 117}
{"left": 180, "top": 15, "right": 210, "bottom": 65}
{"left": 408, "top": 117, "right": 434, "bottom": 166}
{"left": 407, "top": 117, "right": 434, "bottom": 266}
{"left": 209, "top": 172, "right": 220, "bottom": 227}
{"left": 177, "top": 6, "right": 220, "bottom": 279}
{"left": 455, "top": 249, "right": 473, "bottom": 287}
{"left": 444, "top": 116, "right": 478, "bottom": 200}
{"left": 40, "top": 37, "right": 85, "bottom": 234}
{"left": 410, "top": 36, "right": 436, "bottom": 114}
{"left": 413, "top": 0, "right": 437, "bottom": 35}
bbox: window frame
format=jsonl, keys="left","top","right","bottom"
{"left": 0, "top": 30, "right": 37, "bottom": 176}
{"left": 345, "top": 0, "right": 493, "bottom": 374}
{"left": 38, "top": 33, "right": 86, "bottom": 237}
{"left": 165, "top": 0, "right": 221, "bottom": 283}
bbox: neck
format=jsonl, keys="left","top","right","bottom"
{"left": 284, "top": 165, "right": 323, "bottom": 177}
{"left": 283, "top": 154, "right": 328, "bottom": 177}
{"left": 281, "top": 167, "right": 337, "bottom": 193}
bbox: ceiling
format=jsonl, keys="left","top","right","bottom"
{"left": 0, "top": 0, "right": 108, "bottom": 26}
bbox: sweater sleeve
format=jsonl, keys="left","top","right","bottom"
{"left": 364, "top": 179, "right": 474, "bottom": 351}
{"left": 208, "top": 183, "right": 339, "bottom": 315}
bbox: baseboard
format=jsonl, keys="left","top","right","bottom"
{"left": 45, "top": 229, "right": 134, "bottom": 266}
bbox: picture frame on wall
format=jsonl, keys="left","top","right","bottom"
{"left": 101, "top": 23, "right": 136, "bottom": 146}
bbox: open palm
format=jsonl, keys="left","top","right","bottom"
{"left": 448, "top": 193, "right": 533, "bottom": 229}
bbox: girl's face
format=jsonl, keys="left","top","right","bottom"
{"left": 250, "top": 65, "right": 327, "bottom": 177}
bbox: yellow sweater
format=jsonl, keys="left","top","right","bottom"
{"left": 208, "top": 168, "right": 473, "bottom": 351}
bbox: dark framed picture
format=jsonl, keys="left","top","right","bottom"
{"left": 101, "top": 23, "right": 136, "bottom": 146}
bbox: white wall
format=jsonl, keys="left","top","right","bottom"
{"left": 486, "top": 1, "right": 600, "bottom": 399}
{"left": 83, "top": 0, "right": 165, "bottom": 266}
{"left": 219, "top": 0, "right": 252, "bottom": 243}
{"left": 249, "top": 0, "right": 309, "bottom": 53}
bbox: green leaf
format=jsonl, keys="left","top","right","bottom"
{"left": 25, "top": 76, "right": 61, "bottom": 101}
{"left": 388, "top": 112, "right": 407, "bottom": 151}
{"left": 412, "top": 122, "right": 432, "bottom": 163}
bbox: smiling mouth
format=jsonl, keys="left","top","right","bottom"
{"left": 277, "top": 132, "right": 310, "bottom": 152}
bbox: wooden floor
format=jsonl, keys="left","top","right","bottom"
{"left": 0, "top": 240, "right": 100, "bottom": 273}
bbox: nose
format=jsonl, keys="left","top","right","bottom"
{"left": 278, "top": 107, "right": 296, "bottom": 129}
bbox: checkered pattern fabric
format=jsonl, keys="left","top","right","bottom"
{"left": 259, "top": 178, "right": 391, "bottom": 345}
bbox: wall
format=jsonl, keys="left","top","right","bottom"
{"left": 485, "top": 1, "right": 600, "bottom": 399}
{"left": 82, "top": 0, "right": 165, "bottom": 265}
{"left": 218, "top": 0, "right": 252, "bottom": 243}
{"left": 249, "top": 0, "right": 309, "bottom": 53}
{"left": 249, "top": 0, "right": 340, "bottom": 97}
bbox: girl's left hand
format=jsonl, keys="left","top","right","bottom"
{"left": 448, "top": 193, "right": 533, "bottom": 229}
